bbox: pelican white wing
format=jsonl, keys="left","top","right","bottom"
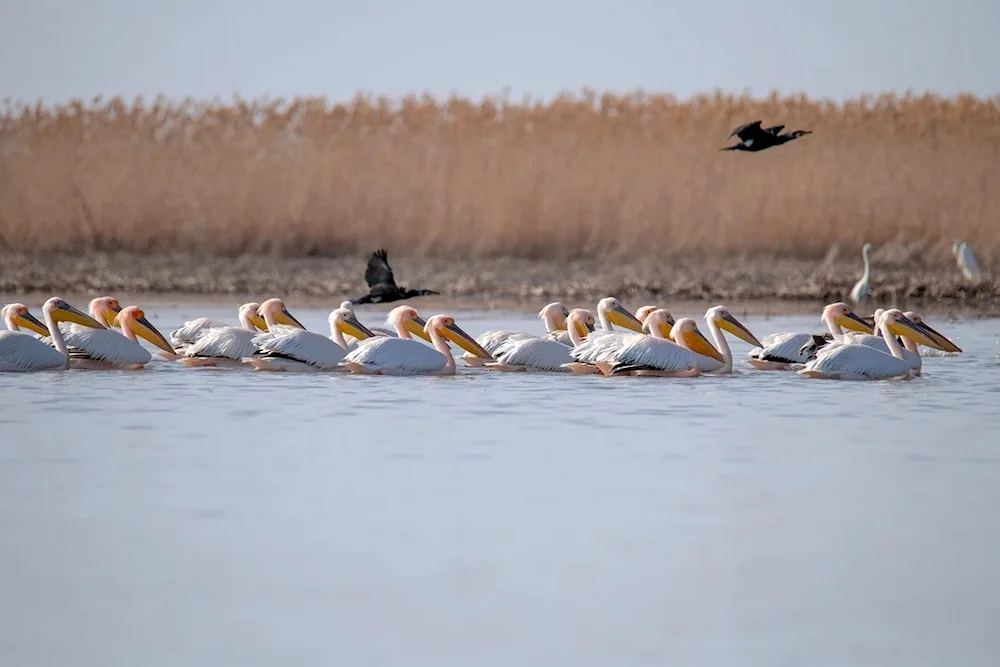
{"left": 748, "top": 332, "right": 817, "bottom": 365}
{"left": 800, "top": 342, "right": 912, "bottom": 380}
{"left": 52, "top": 323, "right": 152, "bottom": 366}
{"left": 170, "top": 317, "right": 229, "bottom": 346}
{"left": 0, "top": 331, "right": 66, "bottom": 371}
{"left": 486, "top": 337, "right": 574, "bottom": 372}
{"left": 606, "top": 337, "right": 702, "bottom": 373}
{"left": 340, "top": 337, "right": 447, "bottom": 374}
{"left": 182, "top": 327, "right": 256, "bottom": 360}
{"left": 570, "top": 331, "right": 637, "bottom": 364}
{"left": 249, "top": 329, "right": 348, "bottom": 370}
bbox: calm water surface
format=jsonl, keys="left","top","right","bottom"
{"left": 2, "top": 305, "right": 1000, "bottom": 666}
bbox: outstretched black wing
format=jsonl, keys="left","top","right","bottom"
{"left": 364, "top": 249, "right": 397, "bottom": 289}
{"left": 728, "top": 120, "right": 763, "bottom": 142}
{"left": 763, "top": 124, "right": 785, "bottom": 136}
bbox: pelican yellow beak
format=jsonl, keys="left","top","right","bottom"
{"left": 102, "top": 302, "right": 123, "bottom": 327}
{"left": 555, "top": 318, "right": 569, "bottom": 332}
{"left": 574, "top": 319, "right": 596, "bottom": 338}
{"left": 886, "top": 315, "right": 938, "bottom": 349}
{"left": 440, "top": 321, "right": 493, "bottom": 359}
{"left": 12, "top": 310, "right": 50, "bottom": 337}
{"left": 339, "top": 314, "right": 376, "bottom": 341}
{"left": 685, "top": 326, "right": 726, "bottom": 363}
{"left": 608, "top": 303, "right": 644, "bottom": 332}
{"left": 249, "top": 313, "right": 268, "bottom": 331}
{"left": 274, "top": 308, "right": 305, "bottom": 329}
{"left": 404, "top": 315, "right": 433, "bottom": 343}
{"left": 836, "top": 311, "right": 875, "bottom": 334}
{"left": 716, "top": 312, "right": 764, "bottom": 348}
{"left": 53, "top": 303, "right": 105, "bottom": 329}
{"left": 642, "top": 320, "right": 674, "bottom": 339}
{"left": 913, "top": 319, "right": 961, "bottom": 353}
{"left": 128, "top": 314, "right": 176, "bottom": 354}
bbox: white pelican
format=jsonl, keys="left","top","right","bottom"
{"left": 50, "top": 305, "right": 176, "bottom": 369}
{"left": 953, "top": 240, "right": 985, "bottom": 283}
{"left": 831, "top": 310, "right": 956, "bottom": 375}
{"left": 245, "top": 306, "right": 377, "bottom": 371}
{"left": 338, "top": 300, "right": 399, "bottom": 346}
{"left": 849, "top": 242, "right": 874, "bottom": 309}
{"left": 463, "top": 301, "right": 570, "bottom": 367}
{"left": 596, "top": 312, "right": 725, "bottom": 377}
{"left": 340, "top": 313, "right": 492, "bottom": 376}
{"left": 562, "top": 297, "right": 647, "bottom": 373}
{"left": 748, "top": 302, "right": 874, "bottom": 370}
{"left": 686, "top": 305, "right": 765, "bottom": 374}
{"left": 170, "top": 302, "right": 267, "bottom": 349}
{"left": 484, "top": 308, "right": 596, "bottom": 372}
{"left": 1, "top": 298, "right": 106, "bottom": 372}
{"left": 798, "top": 309, "right": 937, "bottom": 381}
{"left": 180, "top": 298, "right": 305, "bottom": 367}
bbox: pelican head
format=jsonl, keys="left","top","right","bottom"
{"left": 89, "top": 296, "right": 123, "bottom": 328}
{"left": 424, "top": 314, "right": 493, "bottom": 359}
{"left": 879, "top": 309, "right": 938, "bottom": 349}
{"left": 641, "top": 309, "right": 676, "bottom": 338}
{"left": 43, "top": 297, "right": 106, "bottom": 328}
{"left": 339, "top": 300, "right": 355, "bottom": 312}
{"left": 386, "top": 306, "right": 432, "bottom": 342}
{"left": 822, "top": 302, "right": 873, "bottom": 334}
{"left": 903, "top": 311, "right": 962, "bottom": 353}
{"left": 705, "top": 305, "right": 764, "bottom": 348}
{"left": 2, "top": 303, "right": 50, "bottom": 336}
{"left": 239, "top": 302, "right": 268, "bottom": 331}
{"left": 598, "top": 297, "right": 644, "bottom": 332}
{"left": 330, "top": 307, "right": 376, "bottom": 341}
{"left": 671, "top": 318, "right": 725, "bottom": 363}
{"left": 634, "top": 305, "right": 659, "bottom": 324}
{"left": 257, "top": 298, "right": 305, "bottom": 329}
{"left": 114, "top": 306, "right": 176, "bottom": 354}
{"left": 537, "top": 302, "right": 570, "bottom": 332}
{"left": 566, "top": 308, "right": 597, "bottom": 339}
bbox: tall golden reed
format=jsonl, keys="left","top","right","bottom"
{"left": 1, "top": 90, "right": 998, "bottom": 263}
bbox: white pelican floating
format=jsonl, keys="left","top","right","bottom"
{"left": 748, "top": 302, "right": 873, "bottom": 370}
{"left": 180, "top": 298, "right": 305, "bottom": 367}
{"left": 798, "top": 309, "right": 938, "bottom": 381}
{"left": 683, "top": 305, "right": 764, "bottom": 374}
{"left": 562, "top": 297, "right": 647, "bottom": 373}
{"left": 953, "top": 240, "right": 985, "bottom": 283}
{"left": 340, "top": 313, "right": 492, "bottom": 376}
{"left": 484, "top": 308, "right": 596, "bottom": 372}
{"left": 171, "top": 302, "right": 266, "bottom": 349}
{"left": 596, "top": 311, "right": 725, "bottom": 377}
{"left": 88, "top": 296, "right": 123, "bottom": 326}
{"left": 849, "top": 242, "right": 874, "bottom": 309}
{"left": 245, "top": 306, "right": 377, "bottom": 371}
{"left": 50, "top": 305, "right": 176, "bottom": 369}
{"left": 1, "top": 298, "right": 106, "bottom": 372}
{"left": 463, "top": 301, "right": 570, "bottom": 367}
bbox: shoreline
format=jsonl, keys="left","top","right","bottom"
{"left": 2, "top": 252, "right": 997, "bottom": 318}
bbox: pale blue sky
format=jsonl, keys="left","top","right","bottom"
{"left": 1, "top": 0, "right": 998, "bottom": 105}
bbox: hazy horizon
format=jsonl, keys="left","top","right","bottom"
{"left": 2, "top": 0, "right": 998, "bottom": 106}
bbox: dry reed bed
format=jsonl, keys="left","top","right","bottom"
{"left": 1, "top": 91, "right": 1000, "bottom": 267}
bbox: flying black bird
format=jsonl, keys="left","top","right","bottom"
{"left": 720, "top": 120, "right": 813, "bottom": 152}
{"left": 350, "top": 249, "right": 440, "bottom": 305}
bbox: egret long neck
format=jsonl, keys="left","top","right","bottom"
{"left": 43, "top": 309, "right": 70, "bottom": 369}
{"left": 706, "top": 317, "right": 733, "bottom": 372}
{"left": 861, "top": 247, "right": 871, "bottom": 280}
{"left": 880, "top": 319, "right": 905, "bottom": 360}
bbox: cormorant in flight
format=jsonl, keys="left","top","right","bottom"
{"left": 720, "top": 120, "right": 812, "bottom": 152}
{"left": 350, "top": 249, "right": 440, "bottom": 305}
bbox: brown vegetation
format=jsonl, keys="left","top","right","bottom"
{"left": 1, "top": 90, "right": 999, "bottom": 269}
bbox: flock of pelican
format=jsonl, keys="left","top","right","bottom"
{"left": 0, "top": 294, "right": 963, "bottom": 381}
